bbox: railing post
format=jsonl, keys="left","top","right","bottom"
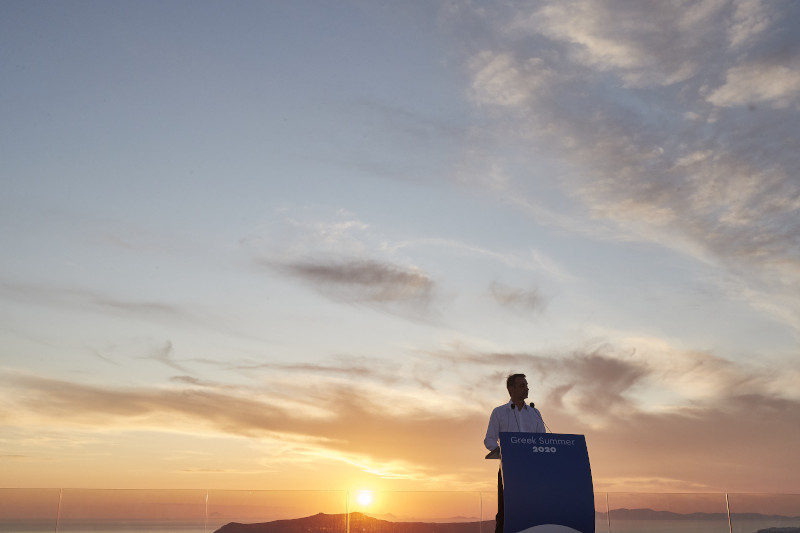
{"left": 55, "top": 488, "right": 62, "bottom": 533}
{"left": 479, "top": 491, "right": 483, "bottom": 533}
{"left": 726, "top": 493, "right": 732, "bottom": 533}
{"left": 345, "top": 491, "right": 350, "bottom": 533}
{"left": 204, "top": 490, "right": 209, "bottom": 533}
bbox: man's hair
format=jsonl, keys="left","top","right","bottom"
{"left": 506, "top": 373, "right": 526, "bottom": 389}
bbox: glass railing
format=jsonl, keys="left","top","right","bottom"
{"left": 0, "top": 489, "right": 798, "bottom": 533}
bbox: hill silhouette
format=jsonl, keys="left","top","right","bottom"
{"left": 214, "top": 512, "right": 494, "bottom": 533}
{"left": 214, "top": 509, "right": 800, "bottom": 533}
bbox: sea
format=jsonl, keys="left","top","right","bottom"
{"left": 2, "top": 517, "right": 800, "bottom": 533}
{"left": 0, "top": 516, "right": 800, "bottom": 533}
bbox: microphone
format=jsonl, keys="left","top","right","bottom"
{"left": 529, "top": 402, "right": 551, "bottom": 433}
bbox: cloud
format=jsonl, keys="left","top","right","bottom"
{"left": 556, "top": 350, "right": 648, "bottom": 416}
{"left": 245, "top": 209, "right": 449, "bottom": 321}
{"left": 707, "top": 62, "right": 800, "bottom": 108}
{"left": 423, "top": 336, "right": 800, "bottom": 421}
{"left": 469, "top": 52, "right": 552, "bottom": 107}
{"left": 0, "top": 368, "right": 485, "bottom": 488}
{"left": 0, "top": 281, "right": 186, "bottom": 319}
{"left": 282, "top": 260, "right": 433, "bottom": 303}
{"left": 0, "top": 280, "right": 246, "bottom": 346}
{"left": 489, "top": 281, "right": 546, "bottom": 314}
{"left": 1, "top": 372, "right": 293, "bottom": 438}
{"left": 269, "top": 258, "right": 437, "bottom": 320}
{"left": 241, "top": 208, "right": 372, "bottom": 259}
{"left": 442, "top": 341, "right": 800, "bottom": 491}
{"left": 727, "top": 0, "right": 773, "bottom": 49}
{"left": 423, "top": 344, "right": 650, "bottom": 422}
{"left": 387, "top": 237, "right": 573, "bottom": 280}
{"left": 450, "top": 0, "right": 800, "bottom": 331}
{"left": 506, "top": 0, "right": 733, "bottom": 88}
{"left": 232, "top": 354, "right": 406, "bottom": 389}
{"left": 3, "top": 328, "right": 800, "bottom": 492}
{"left": 588, "top": 392, "right": 800, "bottom": 492}
{"left": 136, "top": 340, "right": 189, "bottom": 373}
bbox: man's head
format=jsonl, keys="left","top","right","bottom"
{"left": 506, "top": 373, "right": 529, "bottom": 403}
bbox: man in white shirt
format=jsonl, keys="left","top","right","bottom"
{"left": 484, "top": 373, "right": 546, "bottom": 533}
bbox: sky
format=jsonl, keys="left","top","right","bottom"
{"left": 1, "top": 0, "right": 800, "bottom": 497}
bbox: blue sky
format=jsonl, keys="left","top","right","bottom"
{"left": 2, "top": 0, "right": 799, "bottom": 493}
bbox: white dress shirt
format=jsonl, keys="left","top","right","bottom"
{"left": 484, "top": 400, "right": 546, "bottom": 450}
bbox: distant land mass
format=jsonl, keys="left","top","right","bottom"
{"left": 214, "top": 510, "right": 800, "bottom": 533}
{"left": 606, "top": 508, "right": 800, "bottom": 521}
{"left": 214, "top": 512, "right": 493, "bottom": 533}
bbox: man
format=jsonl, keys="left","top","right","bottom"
{"left": 484, "top": 373, "right": 546, "bottom": 533}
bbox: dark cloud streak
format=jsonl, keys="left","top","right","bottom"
{"left": 264, "top": 258, "right": 439, "bottom": 321}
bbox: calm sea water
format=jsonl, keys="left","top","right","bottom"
{"left": 0, "top": 521, "right": 206, "bottom": 533}
{"left": 598, "top": 518, "right": 800, "bottom": 533}
{"left": 3, "top": 519, "right": 799, "bottom": 533}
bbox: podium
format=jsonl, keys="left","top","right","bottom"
{"left": 498, "top": 432, "right": 594, "bottom": 533}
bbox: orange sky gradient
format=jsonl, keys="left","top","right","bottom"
{"left": 2, "top": 348, "right": 799, "bottom": 494}
{"left": 2, "top": 0, "right": 800, "bottom": 501}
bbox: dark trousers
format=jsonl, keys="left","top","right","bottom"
{"left": 496, "top": 468, "right": 504, "bottom": 533}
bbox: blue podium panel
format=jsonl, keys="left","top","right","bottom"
{"left": 499, "top": 432, "right": 594, "bottom": 533}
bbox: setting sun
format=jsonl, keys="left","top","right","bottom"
{"left": 356, "top": 491, "right": 374, "bottom": 507}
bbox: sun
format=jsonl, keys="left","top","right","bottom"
{"left": 356, "top": 490, "right": 374, "bottom": 506}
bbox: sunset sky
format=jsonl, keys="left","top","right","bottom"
{"left": 2, "top": 1, "right": 800, "bottom": 497}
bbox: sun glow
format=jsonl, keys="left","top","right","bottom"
{"left": 356, "top": 490, "right": 374, "bottom": 506}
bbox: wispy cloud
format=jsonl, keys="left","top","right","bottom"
{"left": 3, "top": 332, "right": 799, "bottom": 492}
{"left": 0, "top": 281, "right": 186, "bottom": 319}
{"left": 489, "top": 281, "right": 546, "bottom": 314}
{"left": 388, "top": 236, "right": 574, "bottom": 280}
{"left": 266, "top": 258, "right": 438, "bottom": 320}
{"left": 236, "top": 356, "right": 403, "bottom": 385}
{"left": 446, "top": 0, "right": 800, "bottom": 330}
{"left": 0, "top": 368, "right": 484, "bottom": 488}
{"left": 708, "top": 61, "right": 800, "bottom": 108}
{"left": 245, "top": 209, "right": 444, "bottom": 321}
{"left": 136, "top": 341, "right": 189, "bottom": 373}
{"left": 281, "top": 259, "right": 434, "bottom": 303}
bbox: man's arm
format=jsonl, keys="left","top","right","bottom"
{"left": 484, "top": 407, "right": 500, "bottom": 450}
